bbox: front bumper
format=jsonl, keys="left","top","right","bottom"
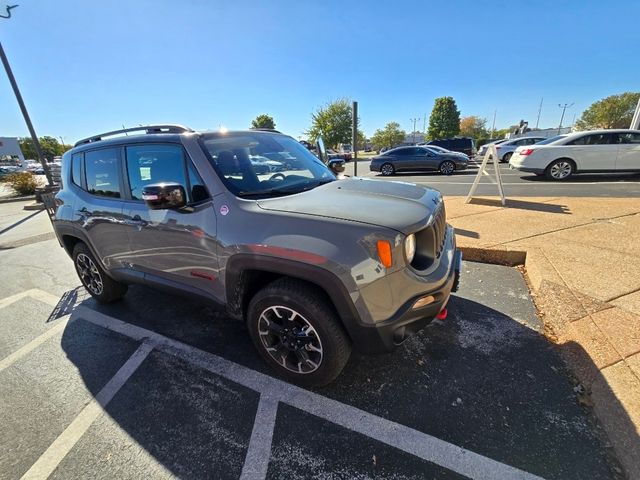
{"left": 350, "top": 249, "right": 462, "bottom": 354}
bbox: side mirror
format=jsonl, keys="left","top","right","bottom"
{"left": 328, "top": 158, "right": 345, "bottom": 175}
{"left": 142, "top": 183, "right": 187, "bottom": 210}
{"left": 316, "top": 137, "right": 328, "bottom": 164}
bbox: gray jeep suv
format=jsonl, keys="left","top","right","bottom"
{"left": 53, "top": 125, "right": 461, "bottom": 386}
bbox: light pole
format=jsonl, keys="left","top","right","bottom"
{"left": 535, "top": 98, "right": 543, "bottom": 129}
{"left": 557, "top": 103, "right": 574, "bottom": 134}
{"left": 0, "top": 5, "right": 54, "bottom": 186}
{"left": 410, "top": 117, "right": 419, "bottom": 144}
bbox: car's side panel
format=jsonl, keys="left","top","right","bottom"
{"left": 616, "top": 137, "right": 640, "bottom": 170}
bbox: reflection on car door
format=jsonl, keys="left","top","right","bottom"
{"left": 120, "top": 144, "right": 223, "bottom": 302}
{"left": 390, "top": 148, "right": 412, "bottom": 171}
{"left": 565, "top": 133, "right": 618, "bottom": 171}
{"left": 615, "top": 132, "right": 640, "bottom": 170}
{"left": 75, "top": 148, "right": 131, "bottom": 270}
{"left": 414, "top": 147, "right": 438, "bottom": 171}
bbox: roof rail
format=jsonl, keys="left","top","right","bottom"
{"left": 250, "top": 127, "right": 282, "bottom": 133}
{"left": 74, "top": 124, "right": 194, "bottom": 147}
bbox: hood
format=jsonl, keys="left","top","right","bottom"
{"left": 257, "top": 178, "right": 443, "bottom": 234}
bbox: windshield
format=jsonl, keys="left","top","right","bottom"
{"left": 199, "top": 132, "right": 335, "bottom": 198}
{"left": 535, "top": 135, "right": 567, "bottom": 145}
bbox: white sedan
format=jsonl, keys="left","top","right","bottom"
{"left": 509, "top": 129, "right": 640, "bottom": 180}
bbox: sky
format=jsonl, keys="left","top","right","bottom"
{"left": 1, "top": 0, "right": 639, "bottom": 143}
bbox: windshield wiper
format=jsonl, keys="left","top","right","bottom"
{"left": 238, "top": 178, "right": 334, "bottom": 198}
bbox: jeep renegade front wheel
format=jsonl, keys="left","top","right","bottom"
{"left": 73, "top": 242, "right": 128, "bottom": 303}
{"left": 247, "top": 279, "right": 351, "bottom": 386}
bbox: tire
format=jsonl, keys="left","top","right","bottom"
{"left": 502, "top": 152, "right": 513, "bottom": 163}
{"left": 73, "top": 242, "right": 128, "bottom": 303}
{"left": 247, "top": 278, "right": 351, "bottom": 387}
{"left": 439, "top": 160, "right": 456, "bottom": 175}
{"left": 380, "top": 163, "right": 395, "bottom": 176}
{"left": 545, "top": 159, "right": 575, "bottom": 181}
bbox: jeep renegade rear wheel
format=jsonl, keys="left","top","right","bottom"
{"left": 73, "top": 242, "right": 128, "bottom": 303}
{"left": 247, "top": 278, "right": 351, "bottom": 386}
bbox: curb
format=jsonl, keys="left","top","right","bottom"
{"left": 458, "top": 245, "right": 526, "bottom": 267}
{"left": 23, "top": 202, "right": 45, "bottom": 211}
{"left": 459, "top": 242, "right": 639, "bottom": 478}
{"left": 0, "top": 195, "right": 36, "bottom": 204}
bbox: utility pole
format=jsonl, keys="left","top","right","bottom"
{"left": 352, "top": 101, "right": 358, "bottom": 176}
{"left": 535, "top": 98, "right": 543, "bottom": 129}
{"left": 557, "top": 103, "right": 574, "bottom": 134}
{"left": 410, "top": 117, "right": 419, "bottom": 144}
{"left": 422, "top": 113, "right": 427, "bottom": 133}
{"left": 490, "top": 110, "right": 497, "bottom": 138}
{"left": 0, "top": 7, "right": 54, "bottom": 187}
{"left": 630, "top": 97, "right": 640, "bottom": 130}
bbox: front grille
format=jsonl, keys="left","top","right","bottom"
{"left": 411, "top": 202, "right": 448, "bottom": 271}
{"left": 431, "top": 203, "right": 447, "bottom": 259}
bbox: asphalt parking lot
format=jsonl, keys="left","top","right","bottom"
{"left": 0, "top": 238, "right": 623, "bottom": 480}
{"left": 345, "top": 158, "right": 640, "bottom": 197}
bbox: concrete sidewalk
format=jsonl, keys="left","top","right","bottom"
{"left": 447, "top": 196, "right": 640, "bottom": 479}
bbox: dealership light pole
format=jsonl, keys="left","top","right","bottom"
{"left": 0, "top": 5, "right": 54, "bottom": 186}
{"left": 557, "top": 103, "right": 574, "bottom": 135}
{"left": 352, "top": 101, "right": 358, "bottom": 176}
{"left": 410, "top": 117, "right": 419, "bottom": 144}
{"left": 535, "top": 98, "right": 543, "bottom": 129}
{"left": 631, "top": 97, "right": 640, "bottom": 130}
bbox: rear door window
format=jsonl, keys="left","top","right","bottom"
{"left": 84, "top": 148, "right": 121, "bottom": 198}
{"left": 568, "top": 134, "right": 614, "bottom": 146}
{"left": 617, "top": 132, "right": 640, "bottom": 144}
{"left": 71, "top": 153, "right": 83, "bottom": 187}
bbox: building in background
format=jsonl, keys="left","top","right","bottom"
{"left": 0, "top": 137, "right": 25, "bottom": 164}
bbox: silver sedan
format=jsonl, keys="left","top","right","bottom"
{"left": 370, "top": 146, "right": 468, "bottom": 176}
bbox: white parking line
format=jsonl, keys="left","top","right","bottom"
{"left": 0, "top": 288, "right": 60, "bottom": 309}
{"left": 0, "top": 317, "right": 69, "bottom": 373}
{"left": 73, "top": 304, "right": 544, "bottom": 480}
{"left": 20, "top": 341, "right": 155, "bottom": 480}
{"left": 240, "top": 395, "right": 279, "bottom": 480}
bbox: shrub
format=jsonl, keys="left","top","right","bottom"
{"left": 5, "top": 172, "right": 38, "bottom": 196}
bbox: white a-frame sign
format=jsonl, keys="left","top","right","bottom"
{"left": 465, "top": 143, "right": 506, "bottom": 205}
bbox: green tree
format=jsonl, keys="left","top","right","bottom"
{"left": 356, "top": 129, "right": 367, "bottom": 151}
{"left": 306, "top": 98, "right": 354, "bottom": 149}
{"left": 575, "top": 92, "right": 640, "bottom": 130}
{"left": 370, "top": 122, "right": 406, "bottom": 150}
{"left": 18, "top": 136, "right": 69, "bottom": 161}
{"left": 250, "top": 114, "right": 276, "bottom": 130}
{"left": 427, "top": 97, "right": 460, "bottom": 140}
{"left": 459, "top": 116, "right": 488, "bottom": 139}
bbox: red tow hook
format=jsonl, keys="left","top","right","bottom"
{"left": 436, "top": 308, "right": 448, "bottom": 321}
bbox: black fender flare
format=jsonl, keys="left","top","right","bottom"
{"left": 225, "top": 254, "right": 362, "bottom": 341}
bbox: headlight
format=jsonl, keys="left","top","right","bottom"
{"left": 404, "top": 234, "right": 416, "bottom": 264}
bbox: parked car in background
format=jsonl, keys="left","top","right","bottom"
{"left": 0, "top": 166, "right": 19, "bottom": 178}
{"left": 370, "top": 146, "right": 468, "bottom": 176}
{"left": 249, "top": 155, "right": 285, "bottom": 174}
{"left": 427, "top": 137, "right": 475, "bottom": 157}
{"left": 338, "top": 144, "right": 353, "bottom": 154}
{"left": 509, "top": 129, "right": 640, "bottom": 180}
{"left": 477, "top": 139, "right": 508, "bottom": 157}
{"left": 493, "top": 136, "right": 546, "bottom": 163}
{"left": 327, "top": 148, "right": 352, "bottom": 162}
